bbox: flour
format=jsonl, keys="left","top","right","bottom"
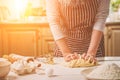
{"left": 87, "top": 63, "right": 120, "bottom": 79}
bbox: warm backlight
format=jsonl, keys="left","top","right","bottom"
{"left": 14, "top": 0, "right": 29, "bottom": 18}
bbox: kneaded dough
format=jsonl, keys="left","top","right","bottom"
{"left": 62, "top": 56, "right": 97, "bottom": 68}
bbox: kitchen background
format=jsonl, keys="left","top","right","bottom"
{"left": 0, "top": 0, "right": 46, "bottom": 22}
{"left": 0, "top": 0, "right": 120, "bottom": 22}
{"left": 0, "top": 0, "right": 120, "bottom": 57}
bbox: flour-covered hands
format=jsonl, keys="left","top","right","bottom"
{"left": 82, "top": 53, "right": 97, "bottom": 64}
{"left": 63, "top": 52, "right": 79, "bottom": 62}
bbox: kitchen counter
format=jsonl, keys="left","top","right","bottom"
{"left": 106, "top": 21, "right": 120, "bottom": 26}
{"left": 0, "top": 20, "right": 49, "bottom": 29}
{"left": 0, "top": 18, "right": 49, "bottom": 27}
{"left": 5, "top": 57, "right": 120, "bottom": 80}
{"left": 0, "top": 16, "right": 48, "bottom": 24}
{"left": 1, "top": 22, "right": 120, "bottom": 28}
{"left": 0, "top": 22, "right": 49, "bottom": 28}
{"left": 0, "top": 20, "right": 48, "bottom": 24}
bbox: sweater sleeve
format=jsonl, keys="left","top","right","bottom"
{"left": 93, "top": 0, "right": 110, "bottom": 32}
{"left": 46, "top": 0, "right": 65, "bottom": 40}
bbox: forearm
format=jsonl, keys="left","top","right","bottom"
{"left": 55, "top": 38, "right": 72, "bottom": 56}
{"left": 87, "top": 29, "right": 103, "bottom": 56}
{"left": 87, "top": 0, "right": 109, "bottom": 56}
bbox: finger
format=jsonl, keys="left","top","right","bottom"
{"left": 85, "top": 55, "right": 92, "bottom": 61}
{"left": 93, "top": 58, "right": 97, "bottom": 64}
{"left": 89, "top": 58, "right": 94, "bottom": 63}
{"left": 88, "top": 56, "right": 97, "bottom": 64}
{"left": 70, "top": 54, "right": 74, "bottom": 59}
{"left": 71, "top": 54, "right": 76, "bottom": 60}
{"left": 65, "top": 58, "right": 71, "bottom": 62}
{"left": 89, "top": 55, "right": 95, "bottom": 62}
{"left": 65, "top": 57, "right": 71, "bottom": 62}
{"left": 87, "top": 57, "right": 91, "bottom": 62}
{"left": 65, "top": 55, "right": 72, "bottom": 62}
{"left": 74, "top": 52, "right": 79, "bottom": 59}
{"left": 85, "top": 55, "right": 90, "bottom": 60}
{"left": 94, "top": 57, "right": 97, "bottom": 60}
{"left": 92, "top": 60, "right": 96, "bottom": 64}
{"left": 82, "top": 53, "right": 87, "bottom": 59}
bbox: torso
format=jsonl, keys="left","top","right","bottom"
{"left": 54, "top": 0, "right": 105, "bottom": 57}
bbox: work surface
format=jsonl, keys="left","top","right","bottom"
{"left": 4, "top": 57, "right": 120, "bottom": 80}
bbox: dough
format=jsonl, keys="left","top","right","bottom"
{"left": 62, "top": 56, "right": 97, "bottom": 68}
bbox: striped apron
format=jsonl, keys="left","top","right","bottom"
{"left": 54, "top": 0, "right": 105, "bottom": 57}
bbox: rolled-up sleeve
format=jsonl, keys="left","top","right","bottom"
{"left": 46, "top": 0, "right": 65, "bottom": 40}
{"left": 93, "top": 0, "right": 110, "bottom": 32}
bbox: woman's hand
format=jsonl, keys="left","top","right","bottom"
{"left": 82, "top": 53, "right": 97, "bottom": 63}
{"left": 63, "top": 52, "right": 79, "bottom": 62}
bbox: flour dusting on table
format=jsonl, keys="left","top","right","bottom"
{"left": 87, "top": 63, "right": 120, "bottom": 79}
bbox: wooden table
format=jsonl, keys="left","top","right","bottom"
{"left": 6, "top": 57, "right": 120, "bottom": 80}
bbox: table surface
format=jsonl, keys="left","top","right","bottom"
{"left": 5, "top": 57, "right": 120, "bottom": 80}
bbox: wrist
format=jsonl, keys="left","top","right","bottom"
{"left": 62, "top": 51, "right": 72, "bottom": 57}
{"left": 87, "top": 49, "right": 97, "bottom": 56}
{"left": 61, "top": 47, "right": 72, "bottom": 57}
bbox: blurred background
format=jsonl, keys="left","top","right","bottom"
{"left": 0, "top": 0, "right": 120, "bottom": 22}
{"left": 0, "top": 0, "right": 46, "bottom": 22}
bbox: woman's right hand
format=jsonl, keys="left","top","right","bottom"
{"left": 63, "top": 52, "right": 79, "bottom": 62}
{"left": 81, "top": 53, "right": 97, "bottom": 64}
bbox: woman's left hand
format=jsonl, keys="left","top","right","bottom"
{"left": 64, "top": 52, "right": 79, "bottom": 62}
{"left": 82, "top": 53, "right": 97, "bottom": 63}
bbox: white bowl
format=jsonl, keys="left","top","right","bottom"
{"left": 0, "top": 58, "right": 11, "bottom": 78}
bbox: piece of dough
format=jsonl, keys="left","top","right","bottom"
{"left": 62, "top": 56, "right": 97, "bottom": 68}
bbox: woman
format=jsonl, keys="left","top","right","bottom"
{"left": 46, "top": 0, "right": 110, "bottom": 62}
